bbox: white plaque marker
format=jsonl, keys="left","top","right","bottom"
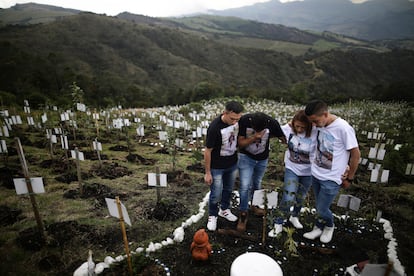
{"left": 252, "top": 189, "right": 278, "bottom": 209}
{"left": 13, "top": 177, "right": 45, "bottom": 195}
{"left": 105, "top": 198, "right": 131, "bottom": 226}
{"left": 148, "top": 173, "right": 167, "bottom": 187}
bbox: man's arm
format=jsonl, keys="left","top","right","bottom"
{"left": 342, "top": 147, "right": 361, "bottom": 188}
{"left": 204, "top": 147, "right": 213, "bottom": 185}
{"left": 237, "top": 130, "right": 265, "bottom": 148}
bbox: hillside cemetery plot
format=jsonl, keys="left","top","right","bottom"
{"left": 0, "top": 99, "right": 412, "bottom": 275}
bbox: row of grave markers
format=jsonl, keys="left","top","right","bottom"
{"left": 12, "top": 138, "right": 171, "bottom": 276}
{"left": 359, "top": 130, "right": 391, "bottom": 183}
{"left": 2, "top": 128, "right": 414, "bottom": 181}
{"left": 3, "top": 101, "right": 414, "bottom": 173}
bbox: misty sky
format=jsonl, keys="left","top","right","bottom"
{"left": 0, "top": 0, "right": 374, "bottom": 17}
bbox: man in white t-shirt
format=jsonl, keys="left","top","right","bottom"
{"left": 303, "top": 100, "right": 360, "bottom": 243}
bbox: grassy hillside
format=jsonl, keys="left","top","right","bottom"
{"left": 0, "top": 3, "right": 80, "bottom": 25}
{"left": 0, "top": 8, "right": 414, "bottom": 108}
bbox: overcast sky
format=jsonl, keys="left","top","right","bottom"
{"left": 0, "top": 0, "right": 374, "bottom": 17}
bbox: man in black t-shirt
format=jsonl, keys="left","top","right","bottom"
{"left": 237, "top": 112, "right": 285, "bottom": 232}
{"left": 204, "top": 101, "right": 244, "bottom": 231}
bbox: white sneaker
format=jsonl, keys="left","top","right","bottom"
{"left": 303, "top": 226, "right": 322, "bottom": 240}
{"left": 218, "top": 209, "right": 238, "bottom": 222}
{"left": 268, "top": 223, "right": 283, "bottom": 237}
{"left": 207, "top": 216, "right": 217, "bottom": 231}
{"left": 289, "top": 216, "right": 303, "bottom": 229}
{"left": 320, "top": 225, "right": 334, "bottom": 243}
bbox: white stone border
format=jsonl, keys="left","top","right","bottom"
{"left": 75, "top": 194, "right": 406, "bottom": 276}
{"left": 343, "top": 218, "right": 406, "bottom": 276}
{"left": 74, "top": 192, "right": 210, "bottom": 275}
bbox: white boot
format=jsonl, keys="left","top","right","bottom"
{"left": 320, "top": 225, "right": 334, "bottom": 243}
{"left": 303, "top": 226, "right": 322, "bottom": 240}
{"left": 268, "top": 223, "right": 283, "bottom": 237}
{"left": 289, "top": 216, "right": 303, "bottom": 229}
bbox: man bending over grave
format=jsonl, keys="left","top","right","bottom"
{"left": 237, "top": 112, "right": 285, "bottom": 232}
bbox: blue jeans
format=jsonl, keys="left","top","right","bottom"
{"left": 238, "top": 153, "right": 268, "bottom": 212}
{"left": 208, "top": 163, "right": 238, "bottom": 216}
{"left": 311, "top": 176, "right": 341, "bottom": 228}
{"left": 279, "top": 168, "right": 312, "bottom": 218}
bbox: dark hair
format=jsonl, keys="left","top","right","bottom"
{"left": 225, "top": 101, "right": 244, "bottom": 114}
{"left": 305, "top": 100, "right": 328, "bottom": 116}
{"left": 292, "top": 110, "right": 313, "bottom": 137}
{"left": 250, "top": 112, "right": 268, "bottom": 131}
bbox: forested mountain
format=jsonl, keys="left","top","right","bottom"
{"left": 210, "top": 0, "right": 414, "bottom": 41}
{"left": 0, "top": 4, "right": 414, "bottom": 108}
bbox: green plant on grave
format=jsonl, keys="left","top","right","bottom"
{"left": 70, "top": 82, "right": 84, "bottom": 105}
{"left": 190, "top": 150, "right": 203, "bottom": 165}
{"left": 283, "top": 226, "right": 298, "bottom": 257}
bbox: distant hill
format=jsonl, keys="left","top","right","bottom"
{"left": 0, "top": 3, "right": 80, "bottom": 25}
{"left": 210, "top": 0, "right": 414, "bottom": 41}
{"left": 0, "top": 5, "right": 413, "bottom": 108}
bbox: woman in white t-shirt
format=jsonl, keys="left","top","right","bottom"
{"left": 269, "top": 110, "right": 317, "bottom": 237}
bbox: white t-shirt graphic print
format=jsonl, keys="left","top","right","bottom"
{"left": 244, "top": 127, "right": 270, "bottom": 156}
{"left": 220, "top": 124, "right": 239, "bottom": 157}
{"left": 315, "top": 131, "right": 334, "bottom": 169}
{"left": 282, "top": 124, "right": 316, "bottom": 176}
{"left": 311, "top": 117, "right": 359, "bottom": 185}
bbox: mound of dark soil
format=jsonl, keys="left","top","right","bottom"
{"left": 186, "top": 163, "right": 204, "bottom": 173}
{"left": 149, "top": 199, "right": 189, "bottom": 221}
{"left": 109, "top": 145, "right": 129, "bottom": 151}
{"left": 16, "top": 227, "right": 46, "bottom": 251}
{"left": 0, "top": 166, "right": 19, "bottom": 189}
{"left": 15, "top": 220, "right": 126, "bottom": 274}
{"left": 167, "top": 170, "right": 193, "bottom": 187}
{"left": 0, "top": 205, "right": 23, "bottom": 226}
{"left": 126, "top": 153, "right": 155, "bottom": 165}
{"left": 156, "top": 148, "right": 169, "bottom": 154}
{"left": 39, "top": 158, "right": 74, "bottom": 174}
{"left": 90, "top": 162, "right": 132, "bottom": 179}
{"left": 63, "top": 182, "right": 126, "bottom": 208}
{"left": 83, "top": 150, "right": 109, "bottom": 161}
{"left": 38, "top": 254, "right": 64, "bottom": 272}
{"left": 55, "top": 170, "right": 92, "bottom": 183}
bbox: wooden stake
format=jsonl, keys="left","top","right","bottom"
{"left": 261, "top": 190, "right": 270, "bottom": 246}
{"left": 262, "top": 207, "right": 267, "bottom": 246}
{"left": 384, "top": 261, "right": 394, "bottom": 276}
{"left": 95, "top": 109, "right": 100, "bottom": 138}
{"left": 116, "top": 196, "right": 133, "bottom": 276}
{"left": 15, "top": 137, "right": 45, "bottom": 239}
{"left": 48, "top": 130, "right": 54, "bottom": 159}
{"left": 95, "top": 138, "right": 102, "bottom": 167}
{"left": 156, "top": 166, "right": 161, "bottom": 203}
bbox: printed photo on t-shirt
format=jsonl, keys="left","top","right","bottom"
{"left": 315, "top": 130, "right": 334, "bottom": 169}
{"left": 245, "top": 127, "right": 269, "bottom": 155}
{"left": 287, "top": 134, "right": 312, "bottom": 164}
{"left": 220, "top": 124, "right": 238, "bottom": 156}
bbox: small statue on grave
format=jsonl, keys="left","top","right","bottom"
{"left": 190, "top": 228, "right": 212, "bottom": 261}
